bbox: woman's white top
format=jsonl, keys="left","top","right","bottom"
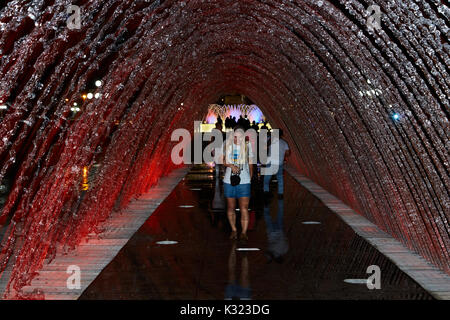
{"left": 223, "top": 142, "right": 253, "bottom": 185}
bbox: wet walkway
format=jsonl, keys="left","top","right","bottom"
{"left": 81, "top": 165, "right": 432, "bottom": 300}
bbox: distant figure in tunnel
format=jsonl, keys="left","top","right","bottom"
{"left": 223, "top": 126, "right": 254, "bottom": 242}
{"left": 212, "top": 122, "right": 224, "bottom": 177}
{"left": 243, "top": 114, "right": 251, "bottom": 130}
{"left": 216, "top": 115, "right": 223, "bottom": 126}
{"left": 237, "top": 115, "right": 245, "bottom": 128}
{"left": 263, "top": 129, "right": 290, "bottom": 198}
{"left": 251, "top": 121, "right": 259, "bottom": 132}
{"left": 231, "top": 116, "right": 237, "bottom": 129}
{"left": 224, "top": 116, "right": 229, "bottom": 129}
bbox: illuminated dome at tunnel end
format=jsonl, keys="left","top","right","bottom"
{"left": 0, "top": 0, "right": 449, "bottom": 308}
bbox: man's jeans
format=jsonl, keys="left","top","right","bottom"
{"left": 215, "top": 163, "right": 221, "bottom": 176}
{"left": 263, "top": 164, "right": 284, "bottom": 194}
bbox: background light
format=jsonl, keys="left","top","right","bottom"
{"left": 95, "top": 80, "right": 102, "bottom": 87}
{"left": 156, "top": 240, "right": 178, "bottom": 245}
{"left": 87, "top": 93, "right": 94, "bottom": 99}
{"left": 392, "top": 113, "right": 400, "bottom": 120}
{"left": 302, "top": 221, "right": 322, "bottom": 225}
{"left": 0, "top": 104, "right": 7, "bottom": 110}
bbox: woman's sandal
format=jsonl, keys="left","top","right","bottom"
{"left": 230, "top": 231, "right": 238, "bottom": 240}
{"left": 240, "top": 233, "right": 248, "bottom": 242}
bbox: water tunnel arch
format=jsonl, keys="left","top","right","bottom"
{"left": 0, "top": 0, "right": 448, "bottom": 295}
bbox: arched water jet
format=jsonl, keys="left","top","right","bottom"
{"left": 0, "top": 0, "right": 448, "bottom": 296}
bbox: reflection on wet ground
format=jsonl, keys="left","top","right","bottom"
{"left": 81, "top": 165, "right": 432, "bottom": 300}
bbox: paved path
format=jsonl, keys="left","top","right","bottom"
{"left": 81, "top": 166, "right": 435, "bottom": 300}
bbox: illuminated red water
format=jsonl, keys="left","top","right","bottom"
{"left": 0, "top": 1, "right": 448, "bottom": 297}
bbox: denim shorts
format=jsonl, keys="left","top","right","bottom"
{"left": 224, "top": 183, "right": 251, "bottom": 199}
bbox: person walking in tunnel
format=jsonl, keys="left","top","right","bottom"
{"left": 216, "top": 115, "right": 223, "bottom": 126}
{"left": 212, "top": 122, "right": 224, "bottom": 177}
{"left": 225, "top": 116, "right": 231, "bottom": 129}
{"left": 237, "top": 115, "right": 245, "bottom": 128}
{"left": 223, "top": 126, "right": 254, "bottom": 242}
{"left": 231, "top": 116, "right": 237, "bottom": 129}
{"left": 263, "top": 129, "right": 290, "bottom": 198}
{"left": 251, "top": 120, "right": 259, "bottom": 132}
{"left": 243, "top": 114, "right": 251, "bottom": 130}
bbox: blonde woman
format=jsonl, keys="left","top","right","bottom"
{"left": 223, "top": 126, "right": 254, "bottom": 242}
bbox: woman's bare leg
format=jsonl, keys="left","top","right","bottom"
{"left": 227, "top": 198, "right": 237, "bottom": 235}
{"left": 238, "top": 197, "right": 250, "bottom": 236}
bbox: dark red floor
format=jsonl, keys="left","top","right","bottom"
{"left": 80, "top": 165, "right": 432, "bottom": 300}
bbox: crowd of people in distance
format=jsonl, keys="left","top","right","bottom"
{"left": 216, "top": 115, "right": 270, "bottom": 132}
